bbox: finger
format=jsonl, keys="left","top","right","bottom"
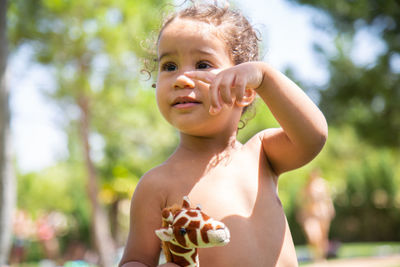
{"left": 218, "top": 74, "right": 234, "bottom": 105}
{"left": 209, "top": 75, "right": 223, "bottom": 114}
{"left": 232, "top": 77, "right": 246, "bottom": 104}
{"left": 184, "top": 71, "right": 216, "bottom": 84}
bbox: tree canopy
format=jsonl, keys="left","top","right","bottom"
{"left": 8, "top": 0, "right": 174, "bottom": 264}
{"left": 288, "top": 0, "right": 400, "bottom": 147}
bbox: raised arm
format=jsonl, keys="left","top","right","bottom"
{"left": 185, "top": 61, "right": 328, "bottom": 175}
{"left": 254, "top": 63, "right": 327, "bottom": 175}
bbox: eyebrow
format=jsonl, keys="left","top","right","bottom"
{"left": 158, "top": 52, "right": 173, "bottom": 62}
{"left": 158, "top": 48, "right": 217, "bottom": 62}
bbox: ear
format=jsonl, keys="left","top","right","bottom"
{"left": 196, "top": 204, "right": 202, "bottom": 210}
{"left": 161, "top": 209, "right": 174, "bottom": 224}
{"left": 236, "top": 88, "right": 256, "bottom": 107}
{"left": 182, "top": 196, "right": 191, "bottom": 209}
{"left": 155, "top": 227, "right": 174, "bottom": 242}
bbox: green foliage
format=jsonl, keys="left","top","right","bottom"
{"left": 9, "top": 0, "right": 174, "bottom": 257}
{"left": 17, "top": 163, "right": 87, "bottom": 217}
{"left": 335, "top": 242, "right": 400, "bottom": 258}
{"left": 319, "top": 46, "right": 400, "bottom": 147}
{"left": 17, "top": 162, "right": 92, "bottom": 260}
{"left": 8, "top": 0, "right": 175, "bottom": 195}
{"left": 279, "top": 0, "right": 400, "bottom": 243}
{"left": 287, "top": 0, "right": 400, "bottom": 147}
{"left": 278, "top": 126, "right": 400, "bottom": 244}
{"left": 332, "top": 149, "right": 400, "bottom": 241}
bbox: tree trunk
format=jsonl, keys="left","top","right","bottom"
{"left": 110, "top": 197, "right": 121, "bottom": 245}
{"left": 77, "top": 94, "right": 115, "bottom": 267}
{"left": 0, "top": 0, "right": 16, "bottom": 264}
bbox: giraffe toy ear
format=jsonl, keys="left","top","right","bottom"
{"left": 161, "top": 209, "right": 174, "bottom": 224}
{"left": 196, "top": 204, "right": 202, "bottom": 210}
{"left": 155, "top": 227, "right": 173, "bottom": 242}
{"left": 182, "top": 196, "right": 191, "bottom": 209}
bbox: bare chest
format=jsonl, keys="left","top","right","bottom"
{"left": 163, "top": 151, "right": 297, "bottom": 266}
{"left": 166, "top": 147, "right": 278, "bottom": 219}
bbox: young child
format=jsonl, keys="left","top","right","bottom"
{"left": 119, "top": 2, "right": 327, "bottom": 267}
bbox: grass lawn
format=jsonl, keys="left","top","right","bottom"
{"left": 297, "top": 242, "right": 400, "bottom": 266}
{"left": 12, "top": 242, "right": 400, "bottom": 266}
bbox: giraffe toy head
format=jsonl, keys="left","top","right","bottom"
{"left": 155, "top": 196, "right": 230, "bottom": 266}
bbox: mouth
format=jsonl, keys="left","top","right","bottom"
{"left": 172, "top": 96, "right": 201, "bottom": 108}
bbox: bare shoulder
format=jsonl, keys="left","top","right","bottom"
{"left": 242, "top": 128, "right": 300, "bottom": 178}
{"left": 245, "top": 128, "right": 280, "bottom": 144}
{"left": 136, "top": 164, "right": 172, "bottom": 198}
{"left": 130, "top": 163, "right": 175, "bottom": 225}
{"left": 242, "top": 129, "right": 281, "bottom": 173}
{"left": 119, "top": 164, "right": 172, "bottom": 267}
{"left": 247, "top": 127, "right": 325, "bottom": 175}
{"left": 243, "top": 128, "right": 281, "bottom": 152}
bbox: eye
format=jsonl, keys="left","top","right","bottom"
{"left": 196, "top": 61, "right": 212, "bottom": 70}
{"left": 161, "top": 62, "right": 177, "bottom": 72}
{"left": 179, "top": 228, "right": 187, "bottom": 236}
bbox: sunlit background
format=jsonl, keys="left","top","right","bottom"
{"left": 2, "top": 0, "right": 400, "bottom": 266}
{"left": 9, "top": 0, "right": 388, "bottom": 174}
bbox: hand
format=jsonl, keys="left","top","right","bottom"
{"left": 184, "top": 62, "right": 263, "bottom": 115}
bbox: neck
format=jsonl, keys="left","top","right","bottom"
{"left": 167, "top": 242, "right": 199, "bottom": 267}
{"left": 176, "top": 132, "right": 241, "bottom": 172}
{"left": 178, "top": 129, "right": 240, "bottom": 156}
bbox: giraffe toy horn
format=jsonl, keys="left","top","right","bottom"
{"left": 182, "top": 196, "right": 191, "bottom": 209}
{"left": 161, "top": 209, "right": 174, "bottom": 224}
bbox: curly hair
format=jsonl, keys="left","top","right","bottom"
{"left": 159, "top": 2, "right": 260, "bottom": 65}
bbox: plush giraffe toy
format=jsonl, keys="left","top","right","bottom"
{"left": 155, "top": 196, "right": 230, "bottom": 267}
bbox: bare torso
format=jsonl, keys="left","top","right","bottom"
{"left": 157, "top": 135, "right": 298, "bottom": 267}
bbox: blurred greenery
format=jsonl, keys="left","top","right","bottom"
{"left": 288, "top": 0, "right": 400, "bottom": 147}
{"left": 283, "top": 0, "right": 400, "bottom": 244}
{"left": 8, "top": 0, "right": 174, "bottom": 264}
{"left": 5, "top": 0, "right": 400, "bottom": 264}
{"left": 297, "top": 242, "right": 400, "bottom": 265}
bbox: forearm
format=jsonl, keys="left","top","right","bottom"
{"left": 256, "top": 63, "right": 328, "bottom": 148}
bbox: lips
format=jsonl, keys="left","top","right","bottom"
{"left": 172, "top": 96, "right": 201, "bottom": 108}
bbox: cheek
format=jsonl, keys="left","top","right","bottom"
{"left": 155, "top": 88, "right": 169, "bottom": 118}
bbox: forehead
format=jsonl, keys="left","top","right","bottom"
{"left": 158, "top": 18, "right": 231, "bottom": 62}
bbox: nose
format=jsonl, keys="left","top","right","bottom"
{"left": 174, "top": 74, "right": 195, "bottom": 89}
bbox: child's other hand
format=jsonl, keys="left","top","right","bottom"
{"left": 184, "top": 62, "right": 263, "bottom": 115}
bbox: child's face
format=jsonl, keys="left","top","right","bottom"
{"left": 156, "top": 18, "right": 242, "bottom": 136}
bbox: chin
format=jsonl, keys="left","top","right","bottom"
{"left": 179, "top": 124, "right": 234, "bottom": 138}
{"left": 169, "top": 112, "right": 241, "bottom": 137}
{"left": 178, "top": 128, "right": 217, "bottom": 137}
{"left": 175, "top": 123, "right": 217, "bottom": 137}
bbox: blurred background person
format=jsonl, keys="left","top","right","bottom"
{"left": 297, "top": 168, "right": 335, "bottom": 261}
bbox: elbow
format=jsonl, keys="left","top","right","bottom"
{"left": 317, "top": 132, "right": 327, "bottom": 155}
{"left": 302, "top": 113, "right": 328, "bottom": 153}
{"left": 303, "top": 119, "right": 328, "bottom": 158}
{"left": 319, "top": 125, "right": 328, "bottom": 148}
{"left": 313, "top": 121, "right": 328, "bottom": 154}
{"left": 320, "top": 119, "right": 328, "bottom": 147}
